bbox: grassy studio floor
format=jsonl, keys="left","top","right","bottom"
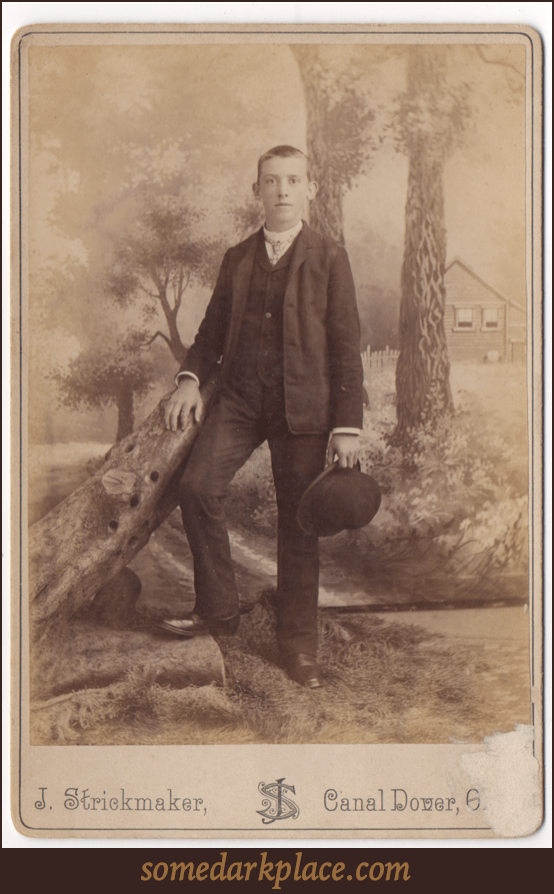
{"left": 30, "top": 598, "right": 530, "bottom": 746}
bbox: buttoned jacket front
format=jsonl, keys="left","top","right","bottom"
{"left": 179, "top": 222, "right": 364, "bottom": 434}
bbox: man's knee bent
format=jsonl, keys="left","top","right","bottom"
{"left": 178, "top": 468, "right": 216, "bottom": 506}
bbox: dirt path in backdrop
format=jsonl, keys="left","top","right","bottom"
{"left": 130, "top": 508, "right": 422, "bottom": 614}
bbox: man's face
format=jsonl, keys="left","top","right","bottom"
{"left": 253, "top": 156, "right": 318, "bottom": 232}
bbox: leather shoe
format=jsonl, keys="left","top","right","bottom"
{"left": 285, "top": 653, "right": 324, "bottom": 689}
{"left": 160, "top": 612, "right": 239, "bottom": 637}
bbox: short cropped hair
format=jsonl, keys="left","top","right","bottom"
{"left": 257, "top": 145, "right": 311, "bottom": 183}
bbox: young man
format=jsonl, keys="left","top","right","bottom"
{"left": 162, "top": 146, "right": 363, "bottom": 688}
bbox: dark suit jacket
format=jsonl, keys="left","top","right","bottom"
{"left": 179, "top": 222, "right": 364, "bottom": 434}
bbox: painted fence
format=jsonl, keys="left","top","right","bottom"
{"left": 361, "top": 346, "right": 399, "bottom": 380}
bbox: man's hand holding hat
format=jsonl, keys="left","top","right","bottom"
{"left": 326, "top": 432, "right": 360, "bottom": 469}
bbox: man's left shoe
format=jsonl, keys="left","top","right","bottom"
{"left": 160, "top": 612, "right": 240, "bottom": 637}
{"left": 285, "top": 653, "right": 324, "bottom": 689}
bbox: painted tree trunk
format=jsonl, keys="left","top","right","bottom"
{"left": 395, "top": 50, "right": 454, "bottom": 437}
{"left": 29, "top": 376, "right": 218, "bottom": 633}
{"left": 290, "top": 46, "right": 345, "bottom": 245}
{"left": 165, "top": 308, "right": 188, "bottom": 364}
{"left": 115, "top": 383, "right": 134, "bottom": 442}
{"left": 158, "top": 286, "right": 188, "bottom": 364}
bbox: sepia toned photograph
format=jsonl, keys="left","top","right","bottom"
{"left": 12, "top": 22, "right": 543, "bottom": 838}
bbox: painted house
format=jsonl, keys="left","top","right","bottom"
{"left": 444, "top": 257, "right": 527, "bottom": 362}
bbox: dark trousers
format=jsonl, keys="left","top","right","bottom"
{"left": 177, "top": 384, "right": 328, "bottom": 656}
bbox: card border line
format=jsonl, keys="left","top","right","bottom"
{"left": 15, "top": 24, "right": 539, "bottom": 837}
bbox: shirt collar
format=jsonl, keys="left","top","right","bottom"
{"left": 263, "top": 220, "right": 303, "bottom": 244}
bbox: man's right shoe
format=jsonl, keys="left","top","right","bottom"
{"left": 160, "top": 612, "right": 239, "bottom": 637}
{"left": 285, "top": 653, "right": 324, "bottom": 689}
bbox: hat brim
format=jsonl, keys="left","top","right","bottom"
{"left": 297, "top": 460, "right": 381, "bottom": 538}
{"left": 297, "top": 461, "right": 341, "bottom": 536}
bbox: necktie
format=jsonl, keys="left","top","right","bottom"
{"left": 264, "top": 233, "right": 294, "bottom": 265}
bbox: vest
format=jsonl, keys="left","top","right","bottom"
{"left": 226, "top": 231, "right": 297, "bottom": 403}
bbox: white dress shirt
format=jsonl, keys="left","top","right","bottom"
{"left": 262, "top": 220, "right": 303, "bottom": 264}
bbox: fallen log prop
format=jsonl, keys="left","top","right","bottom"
{"left": 29, "top": 376, "right": 218, "bottom": 634}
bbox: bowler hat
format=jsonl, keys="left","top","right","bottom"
{"left": 297, "top": 460, "right": 381, "bottom": 538}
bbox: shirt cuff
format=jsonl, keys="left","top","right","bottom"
{"left": 175, "top": 371, "right": 200, "bottom": 388}
{"left": 331, "top": 428, "right": 361, "bottom": 436}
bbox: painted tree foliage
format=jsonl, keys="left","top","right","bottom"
{"left": 52, "top": 336, "right": 155, "bottom": 441}
{"left": 394, "top": 47, "right": 469, "bottom": 438}
{"left": 105, "top": 192, "right": 224, "bottom": 365}
{"left": 291, "top": 45, "right": 378, "bottom": 245}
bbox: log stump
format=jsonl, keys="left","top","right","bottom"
{"left": 89, "top": 567, "right": 143, "bottom": 625}
{"left": 28, "top": 376, "right": 218, "bottom": 634}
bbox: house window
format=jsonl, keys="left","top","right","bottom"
{"left": 482, "top": 307, "right": 500, "bottom": 329}
{"left": 454, "top": 307, "right": 474, "bottom": 329}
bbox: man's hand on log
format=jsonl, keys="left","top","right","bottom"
{"left": 164, "top": 379, "right": 204, "bottom": 431}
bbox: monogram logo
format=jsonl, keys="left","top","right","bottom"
{"left": 257, "top": 778, "right": 300, "bottom": 824}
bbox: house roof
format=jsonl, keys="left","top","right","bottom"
{"left": 445, "top": 256, "right": 526, "bottom": 313}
